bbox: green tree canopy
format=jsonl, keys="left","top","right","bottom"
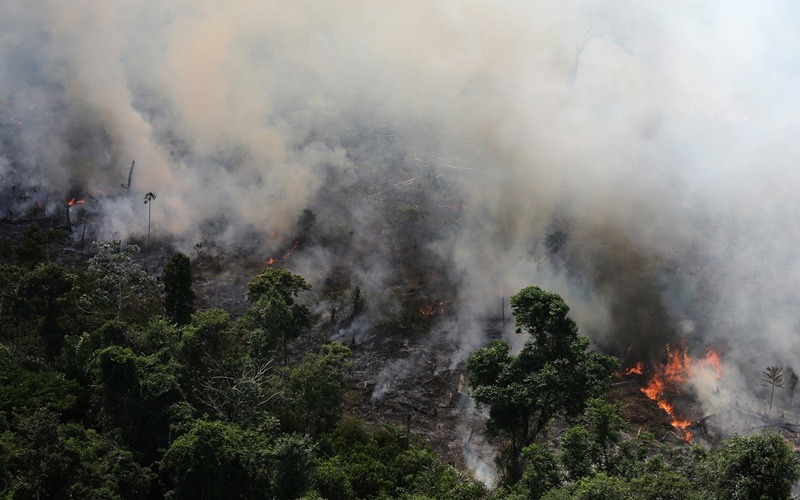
{"left": 80, "top": 241, "right": 161, "bottom": 321}
{"left": 282, "top": 342, "right": 352, "bottom": 436}
{"left": 160, "top": 419, "right": 272, "bottom": 499}
{"left": 245, "top": 268, "right": 312, "bottom": 364}
{"left": 1, "top": 409, "right": 152, "bottom": 499}
{"left": 467, "top": 286, "right": 617, "bottom": 483}
{"left": 15, "top": 225, "right": 65, "bottom": 268}
{"left": 708, "top": 431, "right": 799, "bottom": 500}
{"left": 17, "top": 263, "right": 77, "bottom": 356}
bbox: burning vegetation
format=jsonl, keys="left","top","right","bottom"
{"left": 419, "top": 300, "right": 450, "bottom": 316}
{"left": 621, "top": 343, "right": 724, "bottom": 442}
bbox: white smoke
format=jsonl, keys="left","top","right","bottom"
{"left": 4, "top": 0, "right": 800, "bottom": 473}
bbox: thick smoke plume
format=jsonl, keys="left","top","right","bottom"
{"left": 3, "top": 0, "right": 800, "bottom": 473}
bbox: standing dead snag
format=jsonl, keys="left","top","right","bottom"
{"left": 123, "top": 160, "right": 135, "bottom": 192}
{"left": 144, "top": 192, "right": 156, "bottom": 246}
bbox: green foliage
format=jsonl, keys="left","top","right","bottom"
{"left": 14, "top": 225, "right": 68, "bottom": 268}
{"left": 17, "top": 263, "right": 77, "bottom": 356}
{"left": 94, "top": 346, "right": 184, "bottom": 461}
{"left": 628, "top": 471, "right": 704, "bottom": 500}
{"left": 541, "top": 430, "right": 799, "bottom": 500}
{"left": 9, "top": 241, "right": 800, "bottom": 500}
{"left": 0, "top": 345, "right": 79, "bottom": 417}
{"left": 81, "top": 240, "right": 162, "bottom": 322}
{"left": 269, "top": 433, "right": 318, "bottom": 498}
{"left": 0, "top": 236, "right": 13, "bottom": 260}
{"left": 15, "top": 224, "right": 48, "bottom": 268}
{"left": 560, "top": 425, "right": 592, "bottom": 481}
{"left": 516, "top": 444, "right": 562, "bottom": 499}
{"left": 160, "top": 419, "right": 271, "bottom": 499}
{"left": 129, "top": 316, "right": 182, "bottom": 355}
{"left": 178, "top": 308, "right": 267, "bottom": 424}
{"left": 283, "top": 343, "right": 352, "bottom": 436}
{"left": 246, "top": 267, "right": 312, "bottom": 304}
{"left": 566, "top": 473, "right": 631, "bottom": 499}
{"left": 313, "top": 458, "right": 355, "bottom": 499}
{"left": 1, "top": 409, "right": 152, "bottom": 499}
{"left": 708, "top": 431, "right": 799, "bottom": 500}
{"left": 584, "top": 398, "right": 626, "bottom": 471}
{"left": 319, "top": 418, "right": 485, "bottom": 499}
{"left": 467, "top": 286, "right": 617, "bottom": 484}
{"left": 63, "top": 331, "right": 102, "bottom": 384}
{"left": 98, "top": 320, "right": 129, "bottom": 347}
{"left": 245, "top": 268, "right": 312, "bottom": 364}
{"left": 178, "top": 308, "right": 240, "bottom": 378}
{"left": 0, "top": 264, "right": 25, "bottom": 313}
{"left": 163, "top": 252, "right": 195, "bottom": 326}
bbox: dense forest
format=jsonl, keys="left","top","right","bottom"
{"left": 0, "top": 222, "right": 797, "bottom": 499}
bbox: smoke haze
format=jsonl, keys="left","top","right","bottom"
{"left": 3, "top": 0, "right": 800, "bottom": 462}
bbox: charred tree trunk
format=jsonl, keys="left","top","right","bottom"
{"left": 405, "top": 413, "right": 412, "bottom": 449}
{"left": 126, "top": 160, "right": 135, "bottom": 192}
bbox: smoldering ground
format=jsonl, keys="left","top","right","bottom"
{"left": 3, "top": 0, "right": 800, "bottom": 476}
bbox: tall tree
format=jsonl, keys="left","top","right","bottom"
{"left": 283, "top": 343, "right": 352, "bottom": 436}
{"left": 80, "top": 241, "right": 161, "bottom": 321}
{"left": 15, "top": 225, "right": 65, "bottom": 269}
{"left": 467, "top": 286, "right": 617, "bottom": 483}
{"left": 245, "top": 268, "right": 312, "bottom": 365}
{"left": 17, "top": 263, "right": 77, "bottom": 356}
{"left": 296, "top": 208, "right": 317, "bottom": 246}
{"left": 143, "top": 192, "right": 156, "bottom": 246}
{"left": 761, "top": 366, "right": 784, "bottom": 416}
{"left": 163, "top": 252, "right": 195, "bottom": 326}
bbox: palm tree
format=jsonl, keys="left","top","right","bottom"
{"left": 144, "top": 192, "right": 156, "bottom": 246}
{"left": 762, "top": 366, "right": 784, "bottom": 417}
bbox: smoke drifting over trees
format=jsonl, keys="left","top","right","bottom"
{"left": 3, "top": 0, "right": 800, "bottom": 441}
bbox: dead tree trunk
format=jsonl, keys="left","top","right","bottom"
{"left": 126, "top": 160, "right": 135, "bottom": 192}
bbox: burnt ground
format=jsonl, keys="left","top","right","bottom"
{"left": 610, "top": 371, "right": 800, "bottom": 452}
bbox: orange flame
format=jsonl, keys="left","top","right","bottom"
{"left": 266, "top": 257, "right": 277, "bottom": 266}
{"left": 625, "top": 362, "right": 643, "bottom": 375}
{"left": 420, "top": 300, "right": 449, "bottom": 316}
{"left": 67, "top": 198, "right": 84, "bottom": 207}
{"left": 700, "top": 348, "right": 723, "bottom": 380}
{"left": 639, "top": 342, "right": 716, "bottom": 443}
